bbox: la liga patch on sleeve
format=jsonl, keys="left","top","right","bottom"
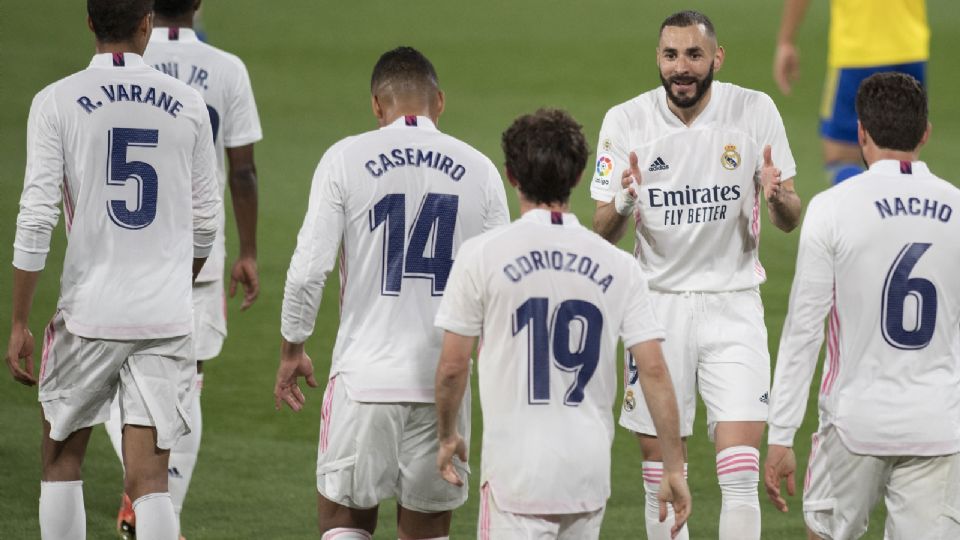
{"left": 593, "top": 153, "right": 614, "bottom": 187}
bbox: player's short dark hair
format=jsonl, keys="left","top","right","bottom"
{"left": 87, "top": 0, "right": 154, "bottom": 43}
{"left": 502, "top": 109, "right": 589, "bottom": 206}
{"left": 154, "top": 0, "right": 195, "bottom": 18}
{"left": 660, "top": 10, "right": 717, "bottom": 40}
{"left": 370, "top": 46, "right": 440, "bottom": 95}
{"left": 856, "top": 72, "right": 928, "bottom": 151}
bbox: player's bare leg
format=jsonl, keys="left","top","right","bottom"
{"left": 714, "top": 420, "right": 765, "bottom": 540}
{"left": 318, "top": 494, "right": 377, "bottom": 539}
{"left": 636, "top": 433, "right": 689, "bottom": 540}
{"left": 396, "top": 504, "right": 452, "bottom": 540}
{"left": 123, "top": 424, "right": 178, "bottom": 539}
{"left": 823, "top": 138, "right": 864, "bottom": 185}
{"left": 40, "top": 416, "right": 92, "bottom": 539}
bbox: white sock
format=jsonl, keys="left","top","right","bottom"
{"left": 169, "top": 373, "right": 203, "bottom": 532}
{"left": 642, "top": 461, "right": 689, "bottom": 540}
{"left": 716, "top": 446, "right": 761, "bottom": 540}
{"left": 105, "top": 393, "right": 124, "bottom": 463}
{"left": 40, "top": 481, "right": 85, "bottom": 540}
{"left": 400, "top": 537, "right": 448, "bottom": 540}
{"left": 321, "top": 528, "right": 373, "bottom": 539}
{"left": 132, "top": 493, "right": 178, "bottom": 540}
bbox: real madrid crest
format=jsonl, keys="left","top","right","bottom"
{"left": 721, "top": 144, "right": 741, "bottom": 170}
{"left": 624, "top": 389, "right": 636, "bottom": 412}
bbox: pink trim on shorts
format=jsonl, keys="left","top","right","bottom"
{"left": 319, "top": 376, "right": 338, "bottom": 453}
{"left": 805, "top": 432, "right": 821, "bottom": 491}
{"left": 821, "top": 290, "right": 840, "bottom": 395}
{"left": 39, "top": 316, "right": 56, "bottom": 382}
{"left": 480, "top": 482, "right": 491, "bottom": 540}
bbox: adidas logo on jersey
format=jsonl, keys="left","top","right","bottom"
{"left": 168, "top": 467, "right": 183, "bottom": 479}
{"left": 648, "top": 157, "right": 669, "bottom": 171}
{"left": 759, "top": 392, "right": 769, "bottom": 404}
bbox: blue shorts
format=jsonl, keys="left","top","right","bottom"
{"left": 820, "top": 61, "right": 927, "bottom": 144}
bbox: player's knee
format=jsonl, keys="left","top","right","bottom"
{"left": 41, "top": 458, "right": 83, "bottom": 482}
{"left": 716, "top": 446, "right": 760, "bottom": 506}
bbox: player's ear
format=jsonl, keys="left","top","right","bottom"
{"left": 918, "top": 121, "right": 932, "bottom": 149}
{"left": 371, "top": 95, "right": 385, "bottom": 125}
{"left": 713, "top": 45, "right": 725, "bottom": 71}
{"left": 194, "top": 0, "right": 203, "bottom": 11}
{"left": 505, "top": 166, "right": 519, "bottom": 188}
{"left": 87, "top": 16, "right": 96, "bottom": 35}
{"left": 435, "top": 90, "right": 445, "bottom": 118}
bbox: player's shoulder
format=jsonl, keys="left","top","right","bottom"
{"left": 193, "top": 40, "right": 250, "bottom": 74}
{"left": 714, "top": 81, "right": 778, "bottom": 112}
{"left": 604, "top": 88, "right": 661, "bottom": 124}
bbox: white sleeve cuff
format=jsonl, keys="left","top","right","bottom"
{"left": 193, "top": 243, "right": 213, "bottom": 259}
{"left": 434, "top": 317, "right": 482, "bottom": 338}
{"left": 767, "top": 425, "right": 798, "bottom": 447}
{"left": 13, "top": 249, "right": 46, "bottom": 272}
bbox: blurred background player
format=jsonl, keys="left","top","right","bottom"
{"left": 765, "top": 73, "right": 960, "bottom": 539}
{"left": 103, "top": 1, "right": 262, "bottom": 537}
{"left": 773, "top": 0, "right": 929, "bottom": 184}
{"left": 273, "top": 46, "right": 509, "bottom": 540}
{"left": 591, "top": 10, "right": 801, "bottom": 540}
{"left": 4, "top": 0, "right": 220, "bottom": 538}
{"left": 434, "top": 108, "right": 691, "bottom": 540}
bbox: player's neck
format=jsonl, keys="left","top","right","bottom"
{"left": 864, "top": 146, "right": 920, "bottom": 167}
{"left": 95, "top": 41, "right": 144, "bottom": 56}
{"left": 379, "top": 110, "right": 438, "bottom": 127}
{"left": 667, "top": 87, "right": 712, "bottom": 126}
{"left": 154, "top": 15, "right": 195, "bottom": 29}
{"left": 519, "top": 199, "right": 569, "bottom": 215}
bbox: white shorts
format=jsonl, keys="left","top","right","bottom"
{"left": 316, "top": 375, "right": 471, "bottom": 512}
{"left": 619, "top": 289, "right": 770, "bottom": 439}
{"left": 39, "top": 311, "right": 195, "bottom": 449}
{"left": 804, "top": 425, "right": 960, "bottom": 540}
{"left": 192, "top": 280, "right": 226, "bottom": 361}
{"left": 477, "top": 483, "right": 605, "bottom": 540}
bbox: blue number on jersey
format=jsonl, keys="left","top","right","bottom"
{"left": 368, "top": 193, "right": 460, "bottom": 296}
{"left": 513, "top": 297, "right": 604, "bottom": 406}
{"left": 106, "top": 127, "right": 159, "bottom": 229}
{"left": 881, "top": 242, "right": 937, "bottom": 350}
{"left": 206, "top": 105, "right": 220, "bottom": 144}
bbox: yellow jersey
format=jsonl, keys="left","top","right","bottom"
{"left": 829, "top": 0, "right": 929, "bottom": 67}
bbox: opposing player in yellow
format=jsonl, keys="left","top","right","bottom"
{"left": 773, "top": 0, "right": 929, "bottom": 184}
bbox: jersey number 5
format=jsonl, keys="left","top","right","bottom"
{"left": 514, "top": 298, "right": 604, "bottom": 406}
{"left": 106, "top": 127, "right": 159, "bottom": 229}
{"left": 369, "top": 193, "right": 459, "bottom": 296}
{"left": 881, "top": 242, "right": 937, "bottom": 350}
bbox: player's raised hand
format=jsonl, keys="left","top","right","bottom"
{"left": 764, "top": 444, "right": 797, "bottom": 512}
{"left": 760, "top": 145, "right": 784, "bottom": 203}
{"left": 229, "top": 255, "right": 260, "bottom": 310}
{"left": 773, "top": 42, "right": 800, "bottom": 95}
{"left": 614, "top": 151, "right": 642, "bottom": 216}
{"left": 437, "top": 433, "right": 468, "bottom": 486}
{"left": 6, "top": 325, "right": 36, "bottom": 386}
{"left": 657, "top": 470, "right": 692, "bottom": 538}
{"left": 274, "top": 340, "right": 319, "bottom": 412}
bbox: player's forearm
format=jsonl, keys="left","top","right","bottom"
{"left": 592, "top": 201, "right": 630, "bottom": 244}
{"left": 435, "top": 333, "right": 473, "bottom": 442}
{"left": 10, "top": 268, "right": 41, "bottom": 328}
{"left": 631, "top": 341, "right": 684, "bottom": 473}
{"left": 777, "top": 0, "right": 812, "bottom": 45}
{"left": 227, "top": 146, "right": 258, "bottom": 258}
{"left": 768, "top": 186, "right": 802, "bottom": 232}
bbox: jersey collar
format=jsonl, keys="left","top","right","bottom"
{"left": 869, "top": 159, "right": 929, "bottom": 176}
{"left": 151, "top": 27, "right": 200, "bottom": 43}
{"left": 89, "top": 52, "right": 147, "bottom": 69}
{"left": 520, "top": 208, "right": 583, "bottom": 228}
{"left": 383, "top": 115, "right": 438, "bottom": 132}
{"left": 655, "top": 81, "right": 720, "bottom": 128}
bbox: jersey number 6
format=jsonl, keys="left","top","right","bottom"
{"left": 881, "top": 242, "right": 937, "bottom": 350}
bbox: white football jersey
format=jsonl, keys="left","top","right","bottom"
{"left": 435, "top": 209, "right": 665, "bottom": 514}
{"left": 14, "top": 53, "right": 220, "bottom": 339}
{"left": 590, "top": 82, "right": 797, "bottom": 292}
{"left": 145, "top": 27, "right": 263, "bottom": 282}
{"left": 281, "top": 115, "right": 509, "bottom": 402}
{"left": 769, "top": 160, "right": 960, "bottom": 456}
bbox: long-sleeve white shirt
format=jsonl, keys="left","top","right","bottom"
{"left": 281, "top": 116, "right": 509, "bottom": 402}
{"left": 769, "top": 160, "right": 960, "bottom": 456}
{"left": 14, "top": 53, "right": 220, "bottom": 339}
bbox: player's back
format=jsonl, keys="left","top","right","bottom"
{"left": 23, "top": 52, "right": 215, "bottom": 339}
{"left": 144, "top": 27, "right": 263, "bottom": 282}
{"left": 815, "top": 160, "right": 960, "bottom": 455}
{"left": 328, "top": 116, "right": 508, "bottom": 402}
{"left": 445, "top": 209, "right": 661, "bottom": 513}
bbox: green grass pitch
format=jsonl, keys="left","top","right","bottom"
{"left": 2, "top": 1, "right": 959, "bottom": 538}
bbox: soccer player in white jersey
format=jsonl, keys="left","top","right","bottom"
{"left": 4, "top": 1, "right": 220, "bottom": 538}
{"left": 102, "top": 1, "right": 263, "bottom": 536}
{"left": 764, "top": 73, "right": 960, "bottom": 540}
{"left": 273, "top": 47, "right": 509, "bottom": 540}
{"left": 590, "top": 10, "right": 803, "bottom": 540}
{"left": 434, "top": 109, "right": 691, "bottom": 539}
